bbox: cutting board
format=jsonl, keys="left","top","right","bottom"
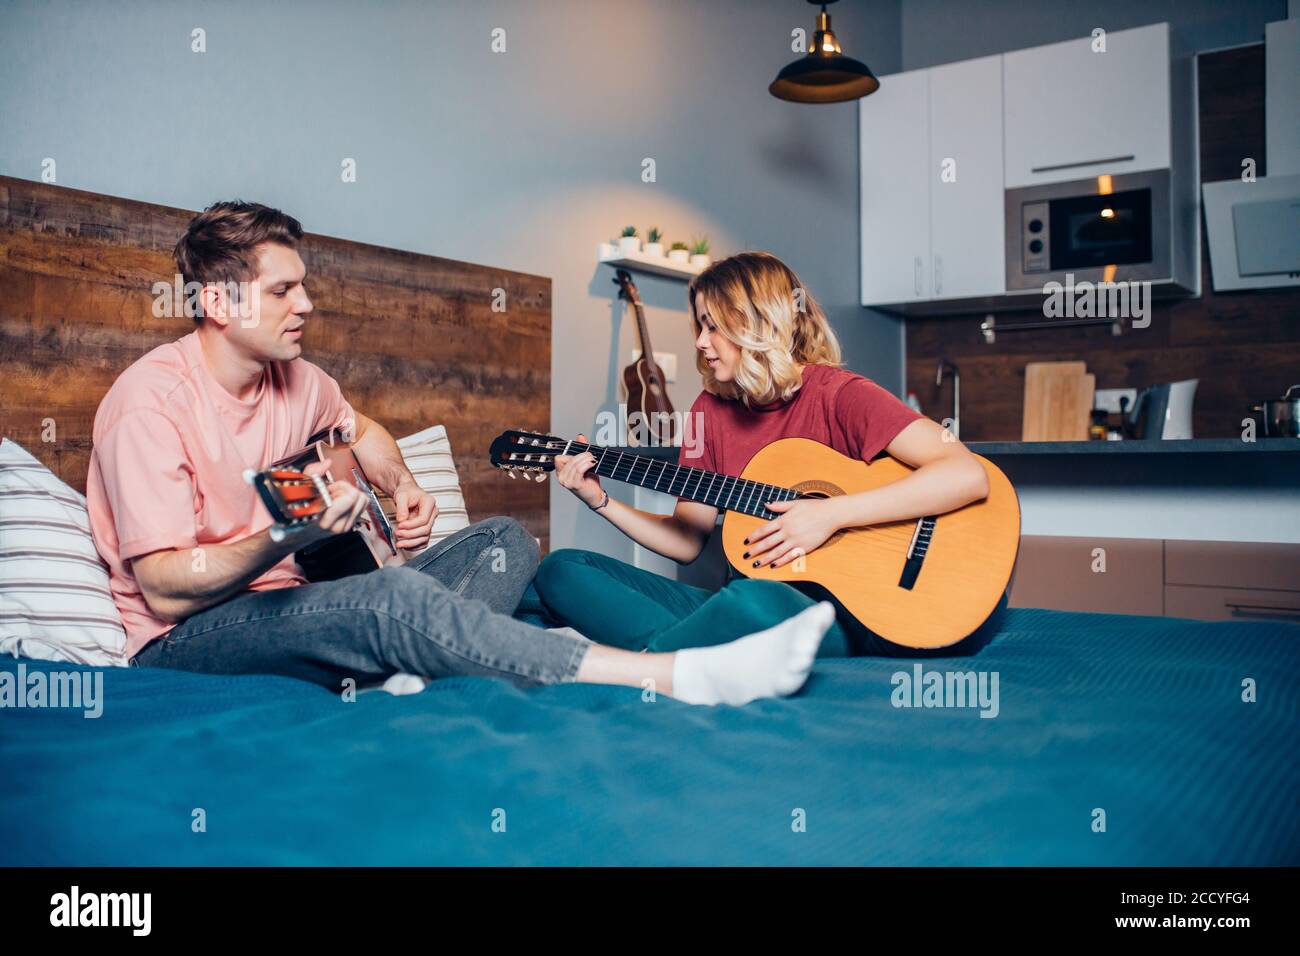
{"left": 1022, "top": 362, "right": 1095, "bottom": 441}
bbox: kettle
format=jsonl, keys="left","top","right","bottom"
{"left": 1124, "top": 379, "right": 1198, "bottom": 439}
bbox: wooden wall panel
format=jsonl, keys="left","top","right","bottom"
{"left": 0, "top": 176, "right": 551, "bottom": 549}
{"left": 906, "top": 45, "right": 1300, "bottom": 441}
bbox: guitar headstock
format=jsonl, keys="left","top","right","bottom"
{"left": 245, "top": 465, "right": 332, "bottom": 541}
{"left": 613, "top": 268, "right": 641, "bottom": 307}
{"left": 488, "top": 430, "right": 574, "bottom": 482}
{"left": 244, "top": 437, "right": 396, "bottom": 555}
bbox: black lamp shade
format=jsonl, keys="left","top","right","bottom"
{"left": 769, "top": 52, "right": 880, "bottom": 104}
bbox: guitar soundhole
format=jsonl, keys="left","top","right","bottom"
{"left": 789, "top": 480, "right": 848, "bottom": 548}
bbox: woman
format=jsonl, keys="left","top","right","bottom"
{"left": 534, "top": 252, "right": 1002, "bottom": 658}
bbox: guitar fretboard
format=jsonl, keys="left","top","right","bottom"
{"left": 564, "top": 441, "right": 800, "bottom": 517}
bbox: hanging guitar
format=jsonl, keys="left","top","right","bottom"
{"left": 246, "top": 427, "right": 407, "bottom": 581}
{"left": 614, "top": 268, "right": 677, "bottom": 446}
{"left": 489, "top": 429, "right": 1021, "bottom": 650}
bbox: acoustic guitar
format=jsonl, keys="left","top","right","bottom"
{"left": 615, "top": 269, "right": 676, "bottom": 446}
{"left": 489, "top": 430, "right": 1020, "bottom": 650}
{"left": 246, "top": 427, "right": 407, "bottom": 580}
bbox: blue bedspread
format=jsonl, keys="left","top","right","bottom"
{"left": 1, "top": 607, "right": 1296, "bottom": 865}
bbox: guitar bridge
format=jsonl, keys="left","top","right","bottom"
{"left": 898, "top": 516, "right": 936, "bottom": 591}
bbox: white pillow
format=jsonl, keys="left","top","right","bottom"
{"left": 365, "top": 425, "right": 473, "bottom": 696}
{"left": 395, "top": 424, "right": 471, "bottom": 552}
{"left": 0, "top": 438, "right": 128, "bottom": 666}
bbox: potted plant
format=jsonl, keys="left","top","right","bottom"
{"left": 689, "top": 235, "right": 711, "bottom": 269}
{"left": 618, "top": 225, "right": 640, "bottom": 255}
{"left": 644, "top": 227, "right": 664, "bottom": 257}
{"left": 668, "top": 241, "right": 690, "bottom": 264}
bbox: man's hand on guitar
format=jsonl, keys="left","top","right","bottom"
{"left": 301, "top": 461, "right": 369, "bottom": 541}
{"left": 393, "top": 479, "right": 438, "bottom": 551}
{"left": 554, "top": 433, "right": 605, "bottom": 509}
{"left": 744, "top": 496, "right": 844, "bottom": 569}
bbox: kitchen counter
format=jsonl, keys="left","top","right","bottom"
{"left": 611, "top": 438, "right": 1300, "bottom": 460}
{"left": 966, "top": 438, "right": 1299, "bottom": 455}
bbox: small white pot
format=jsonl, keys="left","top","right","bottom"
{"left": 644, "top": 242, "right": 664, "bottom": 257}
{"left": 690, "top": 253, "right": 711, "bottom": 269}
{"left": 618, "top": 236, "right": 641, "bottom": 255}
{"left": 668, "top": 249, "right": 690, "bottom": 263}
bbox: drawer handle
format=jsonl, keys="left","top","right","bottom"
{"left": 1224, "top": 601, "right": 1300, "bottom": 618}
{"left": 1031, "top": 154, "right": 1136, "bottom": 174}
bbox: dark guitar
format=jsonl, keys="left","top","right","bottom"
{"left": 490, "top": 430, "right": 1021, "bottom": 650}
{"left": 615, "top": 269, "right": 676, "bottom": 446}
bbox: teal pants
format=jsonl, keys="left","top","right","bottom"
{"left": 524, "top": 548, "right": 1006, "bottom": 659}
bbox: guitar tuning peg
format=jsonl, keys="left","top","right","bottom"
{"left": 534, "top": 473, "right": 546, "bottom": 483}
{"left": 506, "top": 470, "right": 516, "bottom": 479}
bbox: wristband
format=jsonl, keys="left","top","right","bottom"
{"left": 589, "top": 490, "right": 611, "bottom": 512}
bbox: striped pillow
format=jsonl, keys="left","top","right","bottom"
{"left": 395, "top": 424, "right": 471, "bottom": 552}
{"left": 0, "top": 438, "right": 128, "bottom": 666}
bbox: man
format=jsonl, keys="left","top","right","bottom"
{"left": 86, "top": 201, "right": 833, "bottom": 706}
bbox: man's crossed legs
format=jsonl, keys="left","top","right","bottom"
{"left": 133, "top": 517, "right": 834, "bottom": 706}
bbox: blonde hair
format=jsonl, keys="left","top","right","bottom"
{"left": 688, "top": 251, "right": 842, "bottom": 407}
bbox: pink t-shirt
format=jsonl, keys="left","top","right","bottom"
{"left": 86, "top": 332, "right": 356, "bottom": 658}
{"left": 677, "top": 363, "right": 924, "bottom": 476}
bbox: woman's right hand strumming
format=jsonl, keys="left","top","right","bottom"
{"left": 554, "top": 433, "right": 606, "bottom": 508}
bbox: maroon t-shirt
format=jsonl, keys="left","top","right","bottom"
{"left": 676, "top": 364, "right": 924, "bottom": 479}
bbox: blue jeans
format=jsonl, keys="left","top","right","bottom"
{"left": 132, "top": 517, "right": 589, "bottom": 689}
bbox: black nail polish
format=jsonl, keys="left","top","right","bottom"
{"left": 743, "top": 538, "right": 749, "bottom": 545}
{"left": 752, "top": 560, "right": 760, "bottom": 568}
{"left": 742, "top": 552, "right": 749, "bottom": 559}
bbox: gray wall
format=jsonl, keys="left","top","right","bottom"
{"left": 901, "top": 0, "right": 1289, "bottom": 67}
{"left": 0, "top": 0, "right": 903, "bottom": 558}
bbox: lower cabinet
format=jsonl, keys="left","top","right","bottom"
{"left": 1009, "top": 536, "right": 1300, "bottom": 623}
{"left": 1164, "top": 585, "right": 1300, "bottom": 623}
{"left": 1007, "top": 536, "right": 1164, "bottom": 616}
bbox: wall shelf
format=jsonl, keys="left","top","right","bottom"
{"left": 597, "top": 243, "right": 704, "bottom": 281}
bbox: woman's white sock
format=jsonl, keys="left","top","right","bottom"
{"left": 670, "top": 601, "right": 835, "bottom": 706}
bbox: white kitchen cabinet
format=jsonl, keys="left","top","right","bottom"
{"left": 928, "top": 54, "right": 1005, "bottom": 299}
{"left": 860, "top": 69, "right": 930, "bottom": 306}
{"left": 1002, "top": 23, "right": 1171, "bottom": 187}
{"left": 860, "top": 59, "right": 1005, "bottom": 306}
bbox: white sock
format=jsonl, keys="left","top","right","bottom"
{"left": 670, "top": 602, "right": 835, "bottom": 706}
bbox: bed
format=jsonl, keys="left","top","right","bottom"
{"left": 2, "top": 178, "right": 1295, "bottom": 866}
{"left": 3, "top": 606, "right": 1296, "bottom": 866}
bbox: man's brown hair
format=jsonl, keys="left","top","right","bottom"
{"left": 173, "top": 201, "right": 304, "bottom": 322}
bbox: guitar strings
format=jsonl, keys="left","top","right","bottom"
{"left": 501, "top": 437, "right": 925, "bottom": 552}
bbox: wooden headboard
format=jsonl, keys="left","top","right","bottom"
{"left": 0, "top": 176, "right": 551, "bottom": 548}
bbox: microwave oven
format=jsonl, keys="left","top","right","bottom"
{"left": 1004, "top": 169, "right": 1182, "bottom": 291}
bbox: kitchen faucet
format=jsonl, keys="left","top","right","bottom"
{"left": 935, "top": 358, "right": 960, "bottom": 439}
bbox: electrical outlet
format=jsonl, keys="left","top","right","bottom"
{"left": 631, "top": 350, "right": 676, "bottom": 383}
{"left": 1094, "top": 388, "right": 1138, "bottom": 413}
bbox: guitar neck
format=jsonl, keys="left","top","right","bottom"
{"left": 616, "top": 270, "right": 658, "bottom": 369}
{"left": 630, "top": 301, "right": 654, "bottom": 361}
{"left": 565, "top": 441, "right": 798, "bottom": 517}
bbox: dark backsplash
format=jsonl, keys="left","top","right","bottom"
{"left": 905, "top": 44, "right": 1300, "bottom": 442}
